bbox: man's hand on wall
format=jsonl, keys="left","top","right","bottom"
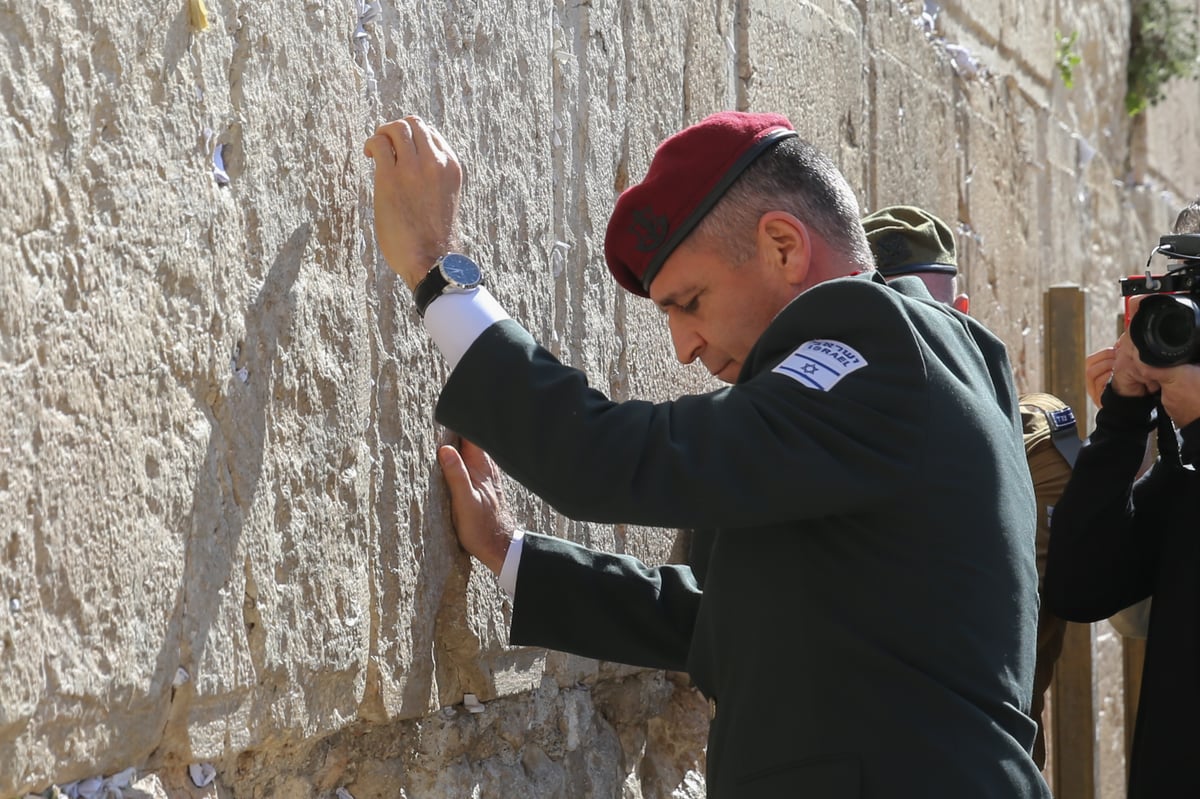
{"left": 438, "top": 440, "right": 515, "bottom": 575}
{"left": 364, "top": 115, "right": 462, "bottom": 291}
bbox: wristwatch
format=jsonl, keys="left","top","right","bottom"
{"left": 413, "top": 253, "right": 484, "bottom": 317}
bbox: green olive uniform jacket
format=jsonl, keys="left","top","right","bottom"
{"left": 435, "top": 273, "right": 1050, "bottom": 798}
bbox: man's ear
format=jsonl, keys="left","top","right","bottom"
{"left": 953, "top": 293, "right": 970, "bottom": 314}
{"left": 756, "top": 211, "right": 811, "bottom": 286}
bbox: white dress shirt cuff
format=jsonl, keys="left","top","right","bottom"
{"left": 497, "top": 529, "right": 526, "bottom": 600}
{"left": 422, "top": 287, "right": 510, "bottom": 370}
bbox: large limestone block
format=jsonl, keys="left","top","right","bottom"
{"left": 935, "top": 0, "right": 1054, "bottom": 88}
{"left": 998, "top": 0, "right": 1056, "bottom": 77}
{"left": 744, "top": 0, "right": 868, "bottom": 198}
{"left": 1047, "top": 0, "right": 1134, "bottom": 170}
{"left": 1037, "top": 118, "right": 1098, "bottom": 293}
{"left": 0, "top": 0, "right": 571, "bottom": 788}
{"left": 1141, "top": 77, "right": 1200, "bottom": 198}
{"left": 1077, "top": 184, "right": 1173, "bottom": 367}
{"left": 865, "top": 0, "right": 959, "bottom": 216}
{"left": 223, "top": 671, "right": 706, "bottom": 799}
{"left": 952, "top": 78, "right": 1045, "bottom": 388}
{"left": 1, "top": 0, "right": 380, "bottom": 791}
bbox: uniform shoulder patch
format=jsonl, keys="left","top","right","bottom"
{"left": 772, "top": 339, "right": 868, "bottom": 391}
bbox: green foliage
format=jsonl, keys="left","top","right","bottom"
{"left": 1056, "top": 30, "right": 1082, "bottom": 89}
{"left": 1127, "top": 0, "right": 1200, "bottom": 116}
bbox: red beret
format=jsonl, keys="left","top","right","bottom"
{"left": 604, "top": 111, "right": 798, "bottom": 297}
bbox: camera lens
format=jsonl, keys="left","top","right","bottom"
{"left": 1130, "top": 294, "right": 1200, "bottom": 367}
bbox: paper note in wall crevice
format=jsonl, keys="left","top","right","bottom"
{"left": 213, "top": 143, "right": 230, "bottom": 186}
{"left": 189, "top": 0, "right": 210, "bottom": 31}
{"left": 463, "top": 693, "right": 486, "bottom": 714}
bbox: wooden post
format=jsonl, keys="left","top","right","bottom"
{"left": 1044, "top": 284, "right": 1098, "bottom": 799}
{"left": 1044, "top": 285, "right": 1089, "bottom": 435}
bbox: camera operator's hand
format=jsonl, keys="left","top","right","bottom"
{"left": 1139, "top": 363, "right": 1200, "bottom": 427}
{"left": 364, "top": 115, "right": 462, "bottom": 291}
{"left": 1110, "top": 333, "right": 1161, "bottom": 398}
{"left": 1086, "top": 346, "right": 1117, "bottom": 408}
{"left": 1110, "top": 297, "right": 1162, "bottom": 398}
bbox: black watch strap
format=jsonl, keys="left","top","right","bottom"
{"left": 413, "top": 254, "right": 484, "bottom": 318}
{"left": 413, "top": 267, "right": 449, "bottom": 318}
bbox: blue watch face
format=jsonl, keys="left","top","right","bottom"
{"left": 439, "top": 254, "right": 482, "bottom": 288}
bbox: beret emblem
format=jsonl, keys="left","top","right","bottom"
{"left": 874, "top": 231, "right": 912, "bottom": 266}
{"left": 629, "top": 207, "right": 670, "bottom": 253}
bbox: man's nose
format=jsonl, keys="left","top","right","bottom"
{"left": 669, "top": 317, "right": 703, "bottom": 365}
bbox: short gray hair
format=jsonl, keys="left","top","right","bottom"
{"left": 690, "top": 136, "right": 873, "bottom": 270}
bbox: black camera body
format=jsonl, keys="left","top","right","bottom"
{"left": 1120, "top": 233, "right": 1200, "bottom": 367}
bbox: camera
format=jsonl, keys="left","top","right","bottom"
{"left": 1120, "top": 233, "right": 1200, "bottom": 367}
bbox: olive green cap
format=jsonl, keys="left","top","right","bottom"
{"left": 862, "top": 205, "right": 958, "bottom": 277}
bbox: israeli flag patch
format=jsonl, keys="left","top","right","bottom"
{"left": 772, "top": 339, "right": 868, "bottom": 391}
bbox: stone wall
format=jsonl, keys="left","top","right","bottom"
{"left": 2, "top": 0, "right": 1197, "bottom": 796}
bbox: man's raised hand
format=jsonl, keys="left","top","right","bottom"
{"left": 364, "top": 115, "right": 463, "bottom": 290}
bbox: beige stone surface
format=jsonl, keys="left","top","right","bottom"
{"left": 3, "top": 0, "right": 1195, "bottom": 796}
{"left": 1141, "top": 103, "right": 1200, "bottom": 203}
{"left": 865, "top": 0, "right": 959, "bottom": 218}
{"left": 746, "top": 0, "right": 868, "bottom": 198}
{"left": 3, "top": 0, "right": 370, "bottom": 787}
{"left": 1050, "top": 0, "right": 1134, "bottom": 171}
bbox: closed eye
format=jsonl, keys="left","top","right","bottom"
{"left": 656, "top": 289, "right": 703, "bottom": 315}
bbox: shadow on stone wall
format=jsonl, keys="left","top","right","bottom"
{"left": 148, "top": 223, "right": 310, "bottom": 768}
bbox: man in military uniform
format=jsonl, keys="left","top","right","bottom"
{"left": 365, "top": 112, "right": 1051, "bottom": 797}
{"left": 861, "top": 205, "right": 1078, "bottom": 770}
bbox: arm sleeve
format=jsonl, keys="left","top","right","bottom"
{"left": 1044, "top": 386, "right": 1182, "bottom": 621}
{"left": 435, "top": 282, "right": 928, "bottom": 530}
{"left": 508, "top": 533, "right": 700, "bottom": 671}
{"left": 422, "top": 287, "right": 509, "bottom": 369}
{"left": 497, "top": 528, "right": 525, "bottom": 599}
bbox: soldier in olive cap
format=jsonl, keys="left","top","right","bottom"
{"left": 862, "top": 205, "right": 1079, "bottom": 771}
{"left": 861, "top": 204, "right": 969, "bottom": 313}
